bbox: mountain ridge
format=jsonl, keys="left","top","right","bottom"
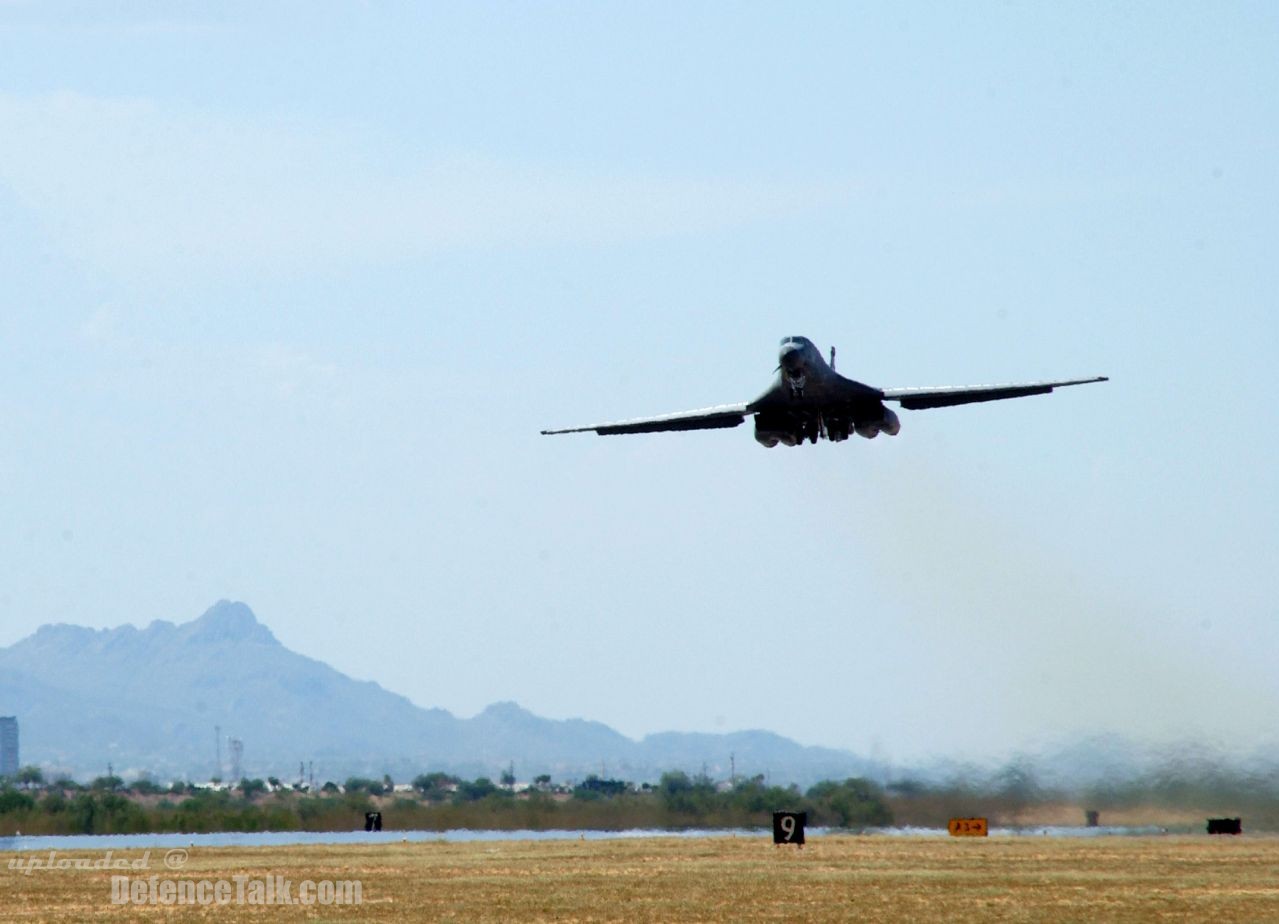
{"left": 0, "top": 601, "right": 880, "bottom": 786}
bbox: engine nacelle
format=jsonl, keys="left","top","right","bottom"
{"left": 855, "top": 407, "right": 900, "bottom": 439}
{"left": 754, "top": 412, "right": 802, "bottom": 448}
{"left": 755, "top": 430, "right": 800, "bottom": 447}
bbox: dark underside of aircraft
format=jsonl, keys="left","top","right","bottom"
{"left": 542, "top": 336, "right": 1108, "bottom": 447}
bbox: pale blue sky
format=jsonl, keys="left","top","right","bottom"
{"left": 1, "top": 2, "right": 1276, "bottom": 764}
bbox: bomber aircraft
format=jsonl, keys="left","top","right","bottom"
{"left": 541, "top": 335, "right": 1108, "bottom": 447}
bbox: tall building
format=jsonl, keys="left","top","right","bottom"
{"left": 0, "top": 716, "right": 17, "bottom": 778}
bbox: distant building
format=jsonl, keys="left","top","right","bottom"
{"left": 0, "top": 717, "right": 17, "bottom": 778}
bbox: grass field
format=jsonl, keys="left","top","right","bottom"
{"left": 5, "top": 835, "right": 1279, "bottom": 922}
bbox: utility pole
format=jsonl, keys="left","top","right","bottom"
{"left": 228, "top": 738, "right": 243, "bottom": 783}
{"left": 214, "top": 725, "right": 222, "bottom": 780}
{"left": 730, "top": 752, "right": 736, "bottom": 785}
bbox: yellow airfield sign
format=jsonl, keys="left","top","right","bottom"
{"left": 948, "top": 817, "right": 988, "bottom": 837}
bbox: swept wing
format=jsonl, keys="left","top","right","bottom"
{"left": 540, "top": 403, "right": 751, "bottom": 435}
{"left": 881, "top": 376, "right": 1109, "bottom": 410}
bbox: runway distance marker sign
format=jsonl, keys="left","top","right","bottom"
{"left": 948, "top": 817, "right": 988, "bottom": 837}
{"left": 772, "top": 811, "right": 806, "bottom": 845}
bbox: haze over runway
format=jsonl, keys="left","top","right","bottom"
{"left": 0, "top": 3, "right": 1276, "bottom": 766}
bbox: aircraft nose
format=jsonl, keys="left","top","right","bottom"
{"left": 779, "top": 343, "right": 804, "bottom": 373}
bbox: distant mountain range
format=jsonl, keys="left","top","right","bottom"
{"left": 0, "top": 601, "right": 881, "bottom": 786}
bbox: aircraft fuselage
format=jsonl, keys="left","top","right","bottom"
{"left": 748, "top": 336, "right": 899, "bottom": 445}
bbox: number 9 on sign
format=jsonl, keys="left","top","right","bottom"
{"left": 773, "top": 811, "right": 806, "bottom": 845}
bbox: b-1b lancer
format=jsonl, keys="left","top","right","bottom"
{"left": 541, "top": 336, "right": 1108, "bottom": 447}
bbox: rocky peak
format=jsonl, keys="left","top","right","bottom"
{"left": 183, "top": 600, "right": 277, "bottom": 646}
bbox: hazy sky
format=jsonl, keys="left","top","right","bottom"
{"left": 1, "top": 2, "right": 1276, "bottom": 765}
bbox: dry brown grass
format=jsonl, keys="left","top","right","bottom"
{"left": 4, "top": 835, "right": 1279, "bottom": 922}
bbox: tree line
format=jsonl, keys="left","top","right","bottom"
{"left": 8, "top": 756, "right": 1279, "bottom": 835}
{"left": 0, "top": 768, "right": 891, "bottom": 836}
